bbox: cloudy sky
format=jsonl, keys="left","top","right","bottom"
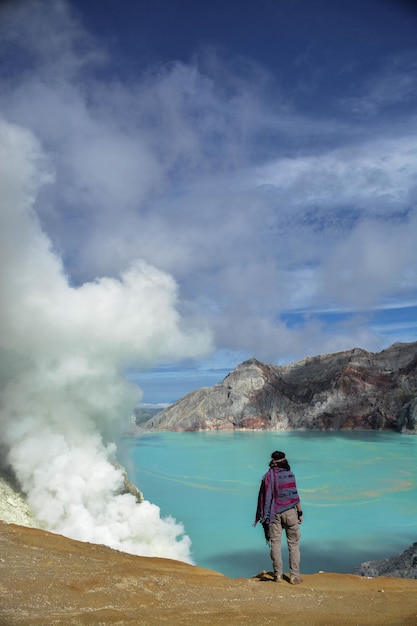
{"left": 1, "top": 0, "right": 416, "bottom": 403}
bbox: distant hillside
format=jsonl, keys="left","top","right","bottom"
{"left": 134, "top": 406, "right": 163, "bottom": 425}
{"left": 144, "top": 342, "right": 417, "bottom": 432}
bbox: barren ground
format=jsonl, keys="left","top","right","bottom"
{"left": 0, "top": 523, "right": 416, "bottom": 626}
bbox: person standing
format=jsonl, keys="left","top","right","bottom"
{"left": 254, "top": 450, "right": 303, "bottom": 584}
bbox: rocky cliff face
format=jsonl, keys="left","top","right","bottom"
{"left": 144, "top": 342, "right": 417, "bottom": 432}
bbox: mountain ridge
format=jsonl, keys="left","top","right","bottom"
{"left": 143, "top": 341, "right": 417, "bottom": 432}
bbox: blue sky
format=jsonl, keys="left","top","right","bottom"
{"left": 1, "top": 0, "right": 416, "bottom": 404}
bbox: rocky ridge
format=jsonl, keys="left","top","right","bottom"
{"left": 1, "top": 522, "right": 417, "bottom": 626}
{"left": 144, "top": 341, "right": 417, "bottom": 432}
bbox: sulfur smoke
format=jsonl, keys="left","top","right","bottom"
{"left": 0, "top": 118, "right": 211, "bottom": 561}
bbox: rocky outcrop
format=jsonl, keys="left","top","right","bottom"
{"left": 144, "top": 342, "right": 417, "bottom": 432}
{"left": 355, "top": 543, "right": 417, "bottom": 579}
{"left": 0, "top": 470, "right": 37, "bottom": 528}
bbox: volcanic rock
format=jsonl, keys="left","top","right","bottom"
{"left": 355, "top": 542, "right": 417, "bottom": 579}
{"left": 144, "top": 341, "right": 417, "bottom": 432}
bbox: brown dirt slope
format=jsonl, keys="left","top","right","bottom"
{"left": 0, "top": 523, "right": 416, "bottom": 626}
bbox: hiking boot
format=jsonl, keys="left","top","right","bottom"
{"left": 273, "top": 574, "right": 282, "bottom": 583}
{"left": 289, "top": 575, "right": 303, "bottom": 585}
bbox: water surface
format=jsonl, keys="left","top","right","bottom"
{"left": 119, "top": 431, "right": 417, "bottom": 577}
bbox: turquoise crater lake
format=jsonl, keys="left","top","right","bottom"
{"left": 119, "top": 431, "right": 417, "bottom": 578}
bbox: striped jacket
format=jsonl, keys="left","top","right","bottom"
{"left": 254, "top": 467, "right": 300, "bottom": 525}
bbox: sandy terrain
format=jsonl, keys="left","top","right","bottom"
{"left": 0, "top": 522, "right": 416, "bottom": 626}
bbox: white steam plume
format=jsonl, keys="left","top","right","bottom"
{"left": 0, "top": 118, "right": 212, "bottom": 561}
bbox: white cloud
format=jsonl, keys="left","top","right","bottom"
{"left": 315, "top": 216, "right": 417, "bottom": 309}
{"left": 0, "top": 0, "right": 416, "bottom": 365}
{"left": 340, "top": 52, "right": 417, "bottom": 116}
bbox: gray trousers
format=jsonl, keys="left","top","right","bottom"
{"left": 269, "top": 507, "right": 301, "bottom": 577}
